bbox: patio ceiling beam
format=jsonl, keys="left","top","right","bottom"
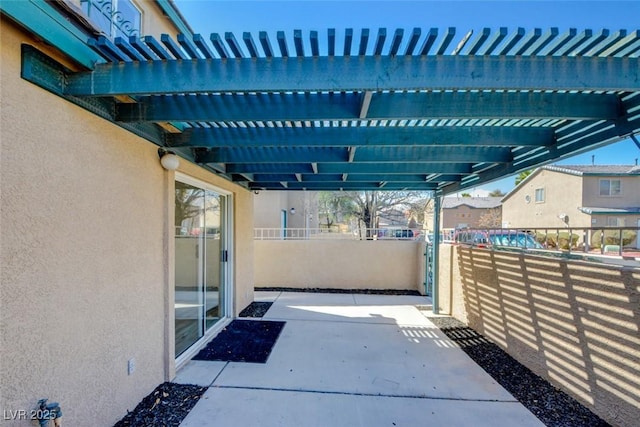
{"left": 248, "top": 181, "right": 438, "bottom": 191}
{"left": 223, "top": 162, "right": 473, "bottom": 174}
{"left": 166, "top": 126, "right": 555, "bottom": 148}
{"left": 251, "top": 173, "right": 450, "bottom": 183}
{"left": 194, "top": 146, "right": 512, "bottom": 164}
{"left": 64, "top": 55, "right": 640, "bottom": 96}
{"left": 114, "top": 91, "right": 621, "bottom": 122}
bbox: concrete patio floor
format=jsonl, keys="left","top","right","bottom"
{"left": 174, "top": 291, "right": 544, "bottom": 427}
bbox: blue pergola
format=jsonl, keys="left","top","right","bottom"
{"left": 19, "top": 25, "right": 640, "bottom": 194}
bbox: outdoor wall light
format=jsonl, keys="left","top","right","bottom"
{"left": 158, "top": 148, "right": 180, "bottom": 171}
{"left": 290, "top": 208, "right": 296, "bottom": 215}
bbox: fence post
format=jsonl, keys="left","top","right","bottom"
{"left": 432, "top": 194, "right": 442, "bottom": 314}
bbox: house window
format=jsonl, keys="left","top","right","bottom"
{"left": 606, "top": 217, "right": 622, "bottom": 227}
{"left": 81, "top": 0, "right": 141, "bottom": 38}
{"left": 599, "top": 179, "right": 621, "bottom": 196}
{"left": 535, "top": 188, "right": 545, "bottom": 203}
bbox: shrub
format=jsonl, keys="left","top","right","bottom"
{"left": 590, "top": 230, "right": 637, "bottom": 248}
{"left": 535, "top": 231, "right": 579, "bottom": 250}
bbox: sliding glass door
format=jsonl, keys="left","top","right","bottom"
{"left": 174, "top": 178, "right": 229, "bottom": 357}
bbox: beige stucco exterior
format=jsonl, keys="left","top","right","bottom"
{"left": 440, "top": 203, "right": 502, "bottom": 229}
{"left": 254, "top": 190, "right": 320, "bottom": 230}
{"left": 64, "top": 0, "right": 183, "bottom": 37}
{"left": 1, "top": 15, "right": 253, "bottom": 427}
{"left": 437, "top": 245, "right": 640, "bottom": 427}
{"left": 255, "top": 240, "right": 425, "bottom": 292}
{"left": 502, "top": 168, "right": 640, "bottom": 229}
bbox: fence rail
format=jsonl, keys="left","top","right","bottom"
{"left": 254, "top": 227, "right": 421, "bottom": 241}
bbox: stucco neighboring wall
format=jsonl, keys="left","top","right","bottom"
{"left": 502, "top": 169, "right": 588, "bottom": 228}
{"left": 255, "top": 240, "right": 424, "bottom": 291}
{"left": 582, "top": 175, "right": 640, "bottom": 209}
{"left": 1, "top": 21, "right": 254, "bottom": 426}
{"left": 439, "top": 245, "right": 640, "bottom": 427}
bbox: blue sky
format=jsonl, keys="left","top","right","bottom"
{"left": 174, "top": 0, "right": 640, "bottom": 193}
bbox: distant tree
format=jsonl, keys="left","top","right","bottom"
{"left": 515, "top": 170, "right": 533, "bottom": 186}
{"left": 489, "top": 189, "right": 505, "bottom": 197}
{"left": 461, "top": 192, "right": 472, "bottom": 198}
{"left": 405, "top": 197, "right": 433, "bottom": 229}
{"left": 318, "top": 192, "right": 356, "bottom": 230}
{"left": 175, "top": 186, "right": 203, "bottom": 226}
{"left": 477, "top": 208, "right": 502, "bottom": 228}
{"left": 340, "top": 191, "right": 428, "bottom": 238}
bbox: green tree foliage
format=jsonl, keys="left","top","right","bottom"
{"left": 318, "top": 192, "right": 356, "bottom": 230}
{"left": 488, "top": 189, "right": 505, "bottom": 197}
{"left": 515, "top": 170, "right": 533, "bottom": 186}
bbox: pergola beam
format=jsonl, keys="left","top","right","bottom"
{"left": 167, "top": 126, "right": 555, "bottom": 148}
{"left": 225, "top": 162, "right": 472, "bottom": 174}
{"left": 115, "top": 91, "right": 622, "bottom": 122}
{"left": 194, "top": 146, "right": 512, "bottom": 164}
{"left": 248, "top": 181, "right": 438, "bottom": 191}
{"left": 65, "top": 55, "right": 640, "bottom": 96}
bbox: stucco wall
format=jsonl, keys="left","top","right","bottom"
{"left": 439, "top": 245, "right": 640, "bottom": 427}
{"left": 502, "top": 169, "right": 589, "bottom": 228}
{"left": 582, "top": 175, "right": 640, "bottom": 209}
{"left": 255, "top": 240, "right": 424, "bottom": 291}
{"left": 441, "top": 204, "right": 501, "bottom": 229}
{"left": 1, "top": 21, "right": 253, "bottom": 426}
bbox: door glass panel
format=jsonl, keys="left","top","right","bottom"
{"left": 174, "top": 181, "right": 204, "bottom": 357}
{"left": 205, "top": 191, "right": 224, "bottom": 329}
{"left": 174, "top": 181, "right": 227, "bottom": 357}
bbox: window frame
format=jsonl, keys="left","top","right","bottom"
{"left": 534, "top": 187, "right": 545, "bottom": 203}
{"left": 599, "top": 179, "right": 622, "bottom": 197}
{"left": 80, "top": 0, "right": 142, "bottom": 39}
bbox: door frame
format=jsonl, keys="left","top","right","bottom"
{"left": 173, "top": 172, "right": 234, "bottom": 369}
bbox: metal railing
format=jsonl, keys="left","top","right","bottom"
{"left": 446, "top": 226, "right": 639, "bottom": 257}
{"left": 254, "top": 227, "right": 422, "bottom": 241}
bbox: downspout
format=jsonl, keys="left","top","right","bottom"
{"left": 432, "top": 194, "right": 442, "bottom": 314}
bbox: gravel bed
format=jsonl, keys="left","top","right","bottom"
{"left": 239, "top": 301, "right": 273, "bottom": 317}
{"left": 113, "top": 382, "right": 205, "bottom": 427}
{"left": 425, "top": 315, "right": 610, "bottom": 427}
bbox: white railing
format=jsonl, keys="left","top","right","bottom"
{"left": 254, "top": 227, "right": 422, "bottom": 241}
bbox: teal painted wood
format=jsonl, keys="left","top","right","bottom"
{"left": 0, "top": 0, "right": 102, "bottom": 69}
{"left": 16, "top": 24, "right": 640, "bottom": 193}
{"left": 154, "top": 0, "right": 193, "bottom": 38}
{"left": 116, "top": 91, "right": 621, "bottom": 122}
{"left": 248, "top": 182, "right": 439, "bottom": 191}
{"left": 20, "top": 45, "right": 168, "bottom": 153}
{"left": 441, "top": 114, "right": 640, "bottom": 194}
{"left": 64, "top": 55, "right": 640, "bottom": 96}
{"left": 166, "top": 126, "right": 554, "bottom": 148}
{"left": 195, "top": 146, "right": 511, "bottom": 164}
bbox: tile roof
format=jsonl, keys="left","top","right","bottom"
{"left": 543, "top": 165, "right": 640, "bottom": 176}
{"left": 579, "top": 207, "right": 640, "bottom": 214}
{"left": 442, "top": 197, "right": 502, "bottom": 209}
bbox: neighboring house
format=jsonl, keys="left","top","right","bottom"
{"left": 1, "top": 2, "right": 254, "bottom": 425}
{"left": 501, "top": 165, "right": 640, "bottom": 231}
{"left": 435, "top": 197, "right": 503, "bottom": 230}
{"left": 254, "top": 190, "right": 319, "bottom": 230}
